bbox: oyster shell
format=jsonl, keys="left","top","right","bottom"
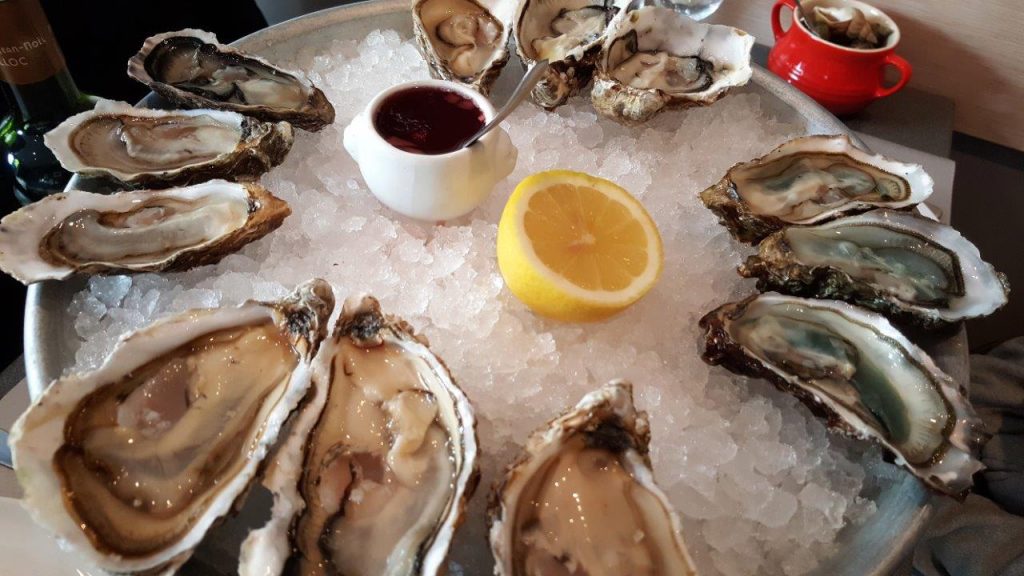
{"left": 413, "top": 0, "right": 514, "bottom": 94}
{"left": 592, "top": 6, "right": 753, "bottom": 124}
{"left": 0, "top": 179, "right": 290, "bottom": 284}
{"left": 44, "top": 99, "right": 293, "bottom": 188}
{"left": 488, "top": 381, "right": 698, "bottom": 576}
{"left": 128, "top": 29, "right": 335, "bottom": 131}
{"left": 700, "top": 293, "right": 987, "bottom": 497}
{"left": 700, "top": 135, "right": 934, "bottom": 244}
{"left": 811, "top": 6, "right": 892, "bottom": 50}
{"left": 239, "top": 295, "right": 479, "bottom": 576}
{"left": 10, "top": 279, "right": 334, "bottom": 576}
{"left": 739, "top": 209, "right": 1010, "bottom": 328}
{"left": 514, "top": 0, "right": 620, "bottom": 108}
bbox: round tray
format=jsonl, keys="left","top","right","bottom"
{"left": 22, "top": 1, "right": 963, "bottom": 573}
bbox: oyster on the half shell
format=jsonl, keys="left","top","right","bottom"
{"left": 10, "top": 280, "right": 334, "bottom": 576}
{"left": 240, "top": 295, "right": 479, "bottom": 576}
{"left": 700, "top": 293, "right": 987, "bottom": 497}
{"left": 44, "top": 100, "right": 293, "bottom": 188}
{"left": 128, "top": 29, "right": 335, "bottom": 131}
{"left": 413, "top": 0, "right": 515, "bottom": 94}
{"left": 488, "top": 381, "right": 698, "bottom": 576}
{"left": 700, "top": 135, "right": 934, "bottom": 244}
{"left": 0, "top": 179, "right": 290, "bottom": 284}
{"left": 514, "top": 0, "right": 620, "bottom": 108}
{"left": 739, "top": 209, "right": 1010, "bottom": 328}
{"left": 591, "top": 6, "right": 753, "bottom": 124}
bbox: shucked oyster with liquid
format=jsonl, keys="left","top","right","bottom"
{"left": 700, "top": 135, "right": 934, "bottom": 244}
{"left": 740, "top": 209, "right": 1010, "bottom": 328}
{"left": 413, "top": 0, "right": 514, "bottom": 94}
{"left": 10, "top": 280, "right": 334, "bottom": 575}
{"left": 700, "top": 293, "right": 987, "bottom": 497}
{"left": 128, "top": 29, "right": 335, "bottom": 131}
{"left": 591, "top": 6, "right": 753, "bottom": 124}
{"left": 45, "top": 99, "right": 293, "bottom": 188}
{"left": 240, "top": 295, "right": 479, "bottom": 576}
{"left": 514, "top": 0, "right": 620, "bottom": 108}
{"left": 0, "top": 179, "right": 290, "bottom": 284}
{"left": 488, "top": 381, "right": 697, "bottom": 576}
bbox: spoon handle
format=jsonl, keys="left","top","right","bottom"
{"left": 793, "top": 0, "right": 819, "bottom": 37}
{"left": 463, "top": 60, "right": 550, "bottom": 148}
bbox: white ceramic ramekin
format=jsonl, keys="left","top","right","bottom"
{"left": 343, "top": 79, "right": 518, "bottom": 221}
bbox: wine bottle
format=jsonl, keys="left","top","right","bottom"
{"left": 0, "top": 0, "right": 92, "bottom": 204}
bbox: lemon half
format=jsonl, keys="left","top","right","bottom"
{"left": 497, "top": 170, "right": 664, "bottom": 322}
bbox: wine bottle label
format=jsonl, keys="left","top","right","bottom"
{"left": 0, "top": 0, "right": 66, "bottom": 85}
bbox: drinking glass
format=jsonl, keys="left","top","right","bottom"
{"left": 675, "top": 0, "right": 724, "bottom": 20}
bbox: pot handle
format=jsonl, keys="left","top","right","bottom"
{"left": 874, "top": 53, "right": 913, "bottom": 99}
{"left": 772, "top": 0, "right": 797, "bottom": 41}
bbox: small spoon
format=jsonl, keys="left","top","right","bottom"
{"left": 793, "top": 0, "right": 820, "bottom": 38}
{"left": 461, "top": 60, "right": 550, "bottom": 149}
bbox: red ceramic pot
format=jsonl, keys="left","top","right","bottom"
{"left": 768, "top": 0, "right": 911, "bottom": 115}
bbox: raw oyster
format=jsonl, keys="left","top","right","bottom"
{"left": 592, "top": 6, "right": 753, "bottom": 124}
{"left": 240, "top": 295, "right": 479, "bottom": 576}
{"left": 700, "top": 293, "right": 987, "bottom": 497}
{"left": 739, "top": 209, "right": 1010, "bottom": 328}
{"left": 10, "top": 279, "right": 334, "bottom": 576}
{"left": 811, "top": 6, "right": 892, "bottom": 50}
{"left": 413, "top": 0, "right": 514, "bottom": 94}
{"left": 128, "top": 29, "right": 335, "bottom": 131}
{"left": 488, "top": 381, "right": 698, "bottom": 576}
{"left": 514, "top": 0, "right": 619, "bottom": 108}
{"left": 45, "top": 99, "right": 293, "bottom": 188}
{"left": 700, "top": 135, "right": 934, "bottom": 244}
{"left": 0, "top": 179, "right": 289, "bottom": 284}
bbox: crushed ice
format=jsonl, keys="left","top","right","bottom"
{"left": 63, "top": 30, "right": 893, "bottom": 576}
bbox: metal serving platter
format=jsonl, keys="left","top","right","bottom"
{"left": 23, "top": 1, "right": 965, "bottom": 573}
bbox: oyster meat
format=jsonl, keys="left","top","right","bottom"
{"left": 488, "top": 381, "right": 697, "bottom": 576}
{"left": 700, "top": 135, "right": 934, "bottom": 244}
{"left": 740, "top": 209, "right": 1010, "bottom": 328}
{"left": 514, "top": 0, "right": 619, "bottom": 108}
{"left": 811, "top": 6, "right": 892, "bottom": 50}
{"left": 592, "top": 6, "right": 753, "bottom": 124}
{"left": 0, "top": 179, "right": 290, "bottom": 284}
{"left": 413, "top": 0, "right": 514, "bottom": 94}
{"left": 10, "top": 280, "right": 334, "bottom": 575}
{"left": 700, "top": 292, "right": 987, "bottom": 496}
{"left": 240, "top": 295, "right": 479, "bottom": 576}
{"left": 45, "top": 99, "right": 293, "bottom": 188}
{"left": 128, "top": 29, "right": 335, "bottom": 131}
